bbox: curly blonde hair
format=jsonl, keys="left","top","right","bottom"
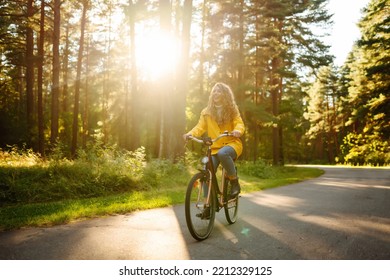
{"left": 205, "top": 83, "right": 240, "bottom": 126}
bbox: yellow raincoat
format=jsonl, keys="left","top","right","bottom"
{"left": 188, "top": 109, "right": 245, "bottom": 157}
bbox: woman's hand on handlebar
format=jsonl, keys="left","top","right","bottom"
{"left": 183, "top": 133, "right": 192, "bottom": 141}
{"left": 230, "top": 130, "right": 242, "bottom": 138}
{"left": 184, "top": 131, "right": 241, "bottom": 142}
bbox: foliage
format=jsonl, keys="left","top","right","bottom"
{"left": 142, "top": 158, "right": 189, "bottom": 188}
{"left": 339, "top": 133, "right": 389, "bottom": 166}
{"left": 0, "top": 149, "right": 324, "bottom": 230}
{"left": 0, "top": 145, "right": 323, "bottom": 208}
{"left": 0, "top": 145, "right": 147, "bottom": 205}
{"left": 0, "top": 0, "right": 388, "bottom": 167}
{"left": 237, "top": 159, "right": 277, "bottom": 179}
{"left": 0, "top": 145, "right": 42, "bottom": 167}
{"left": 335, "top": 0, "right": 390, "bottom": 166}
{"left": 304, "top": 65, "right": 340, "bottom": 163}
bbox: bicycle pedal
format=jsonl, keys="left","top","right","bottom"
{"left": 196, "top": 207, "right": 211, "bottom": 219}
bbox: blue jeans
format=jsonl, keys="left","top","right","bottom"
{"left": 202, "top": 146, "right": 237, "bottom": 198}
{"left": 211, "top": 146, "right": 237, "bottom": 178}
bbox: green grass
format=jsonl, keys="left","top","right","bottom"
{"left": 0, "top": 146, "right": 323, "bottom": 231}
{"left": 0, "top": 165, "right": 323, "bottom": 231}
{"left": 0, "top": 190, "right": 185, "bottom": 230}
{"left": 240, "top": 166, "right": 324, "bottom": 193}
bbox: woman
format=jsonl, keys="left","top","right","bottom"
{"left": 184, "top": 82, "right": 245, "bottom": 197}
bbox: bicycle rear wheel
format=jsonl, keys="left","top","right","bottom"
{"left": 223, "top": 179, "right": 239, "bottom": 224}
{"left": 185, "top": 173, "right": 216, "bottom": 241}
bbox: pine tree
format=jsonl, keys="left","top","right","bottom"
{"left": 354, "top": 0, "right": 389, "bottom": 137}
{"left": 304, "top": 65, "right": 339, "bottom": 163}
{"left": 342, "top": 0, "right": 390, "bottom": 165}
{"left": 251, "top": 0, "right": 333, "bottom": 165}
{"left": 0, "top": 1, "right": 30, "bottom": 147}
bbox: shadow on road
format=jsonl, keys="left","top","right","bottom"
{"left": 176, "top": 167, "right": 390, "bottom": 259}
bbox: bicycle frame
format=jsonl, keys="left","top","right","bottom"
{"left": 188, "top": 133, "right": 233, "bottom": 211}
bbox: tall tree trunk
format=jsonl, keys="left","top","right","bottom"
{"left": 332, "top": 93, "right": 339, "bottom": 159}
{"left": 129, "top": 0, "right": 140, "bottom": 150}
{"left": 82, "top": 36, "right": 90, "bottom": 148}
{"left": 158, "top": 0, "right": 171, "bottom": 158}
{"left": 170, "top": 0, "right": 192, "bottom": 160}
{"left": 271, "top": 57, "right": 281, "bottom": 166}
{"left": 253, "top": 12, "right": 263, "bottom": 163}
{"left": 62, "top": 22, "right": 71, "bottom": 145}
{"left": 278, "top": 75, "right": 284, "bottom": 165}
{"left": 62, "top": 24, "right": 70, "bottom": 114}
{"left": 26, "top": 0, "right": 35, "bottom": 146}
{"left": 199, "top": 0, "right": 207, "bottom": 97}
{"left": 237, "top": 0, "right": 244, "bottom": 103}
{"left": 102, "top": 2, "right": 113, "bottom": 145}
{"left": 37, "top": 0, "right": 45, "bottom": 156}
{"left": 71, "top": 1, "right": 87, "bottom": 157}
{"left": 270, "top": 17, "right": 285, "bottom": 166}
{"left": 51, "top": 0, "right": 61, "bottom": 145}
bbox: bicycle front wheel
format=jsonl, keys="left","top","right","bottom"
{"left": 185, "top": 173, "right": 216, "bottom": 241}
{"left": 223, "top": 180, "right": 239, "bottom": 224}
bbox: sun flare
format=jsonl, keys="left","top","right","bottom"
{"left": 135, "top": 30, "right": 179, "bottom": 80}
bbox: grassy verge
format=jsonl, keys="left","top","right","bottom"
{"left": 0, "top": 166, "right": 323, "bottom": 231}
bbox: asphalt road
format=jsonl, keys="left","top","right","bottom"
{"left": 0, "top": 166, "right": 389, "bottom": 260}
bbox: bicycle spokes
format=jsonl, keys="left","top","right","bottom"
{"left": 185, "top": 173, "right": 215, "bottom": 241}
{"left": 223, "top": 179, "right": 239, "bottom": 224}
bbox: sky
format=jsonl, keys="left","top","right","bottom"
{"left": 326, "top": 0, "right": 370, "bottom": 66}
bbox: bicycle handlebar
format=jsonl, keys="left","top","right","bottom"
{"left": 186, "top": 131, "right": 233, "bottom": 145}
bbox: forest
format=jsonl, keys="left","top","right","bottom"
{"left": 0, "top": 0, "right": 389, "bottom": 166}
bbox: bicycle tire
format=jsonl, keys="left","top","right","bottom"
{"left": 185, "top": 172, "right": 216, "bottom": 241}
{"left": 223, "top": 179, "right": 239, "bottom": 224}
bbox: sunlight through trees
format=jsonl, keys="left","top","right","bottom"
{"left": 0, "top": 0, "right": 388, "bottom": 165}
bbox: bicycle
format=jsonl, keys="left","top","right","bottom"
{"left": 184, "top": 132, "right": 239, "bottom": 241}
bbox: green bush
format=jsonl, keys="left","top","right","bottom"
{"left": 0, "top": 145, "right": 148, "bottom": 205}
{"left": 142, "top": 158, "right": 189, "bottom": 188}
{"left": 237, "top": 159, "right": 277, "bottom": 179}
{"left": 339, "top": 133, "right": 389, "bottom": 166}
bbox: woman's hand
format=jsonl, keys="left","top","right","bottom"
{"left": 231, "top": 130, "right": 242, "bottom": 138}
{"left": 183, "top": 133, "right": 192, "bottom": 141}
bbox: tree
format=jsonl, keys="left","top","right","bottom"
{"left": 71, "top": 0, "right": 88, "bottom": 157}
{"left": 127, "top": 0, "right": 140, "bottom": 151}
{"left": 352, "top": 0, "right": 390, "bottom": 137}
{"left": 184, "top": 0, "right": 332, "bottom": 164}
{"left": 245, "top": 0, "right": 333, "bottom": 165}
{"left": 304, "top": 65, "right": 339, "bottom": 163}
{"left": 26, "top": 0, "right": 35, "bottom": 142}
{"left": 170, "top": 0, "right": 193, "bottom": 159}
{"left": 50, "top": 0, "right": 61, "bottom": 145}
{"left": 4, "top": 0, "right": 382, "bottom": 167}
{"left": 0, "top": 2, "right": 26, "bottom": 146}
{"left": 341, "top": 0, "right": 390, "bottom": 165}
{"left": 37, "top": 0, "right": 45, "bottom": 156}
